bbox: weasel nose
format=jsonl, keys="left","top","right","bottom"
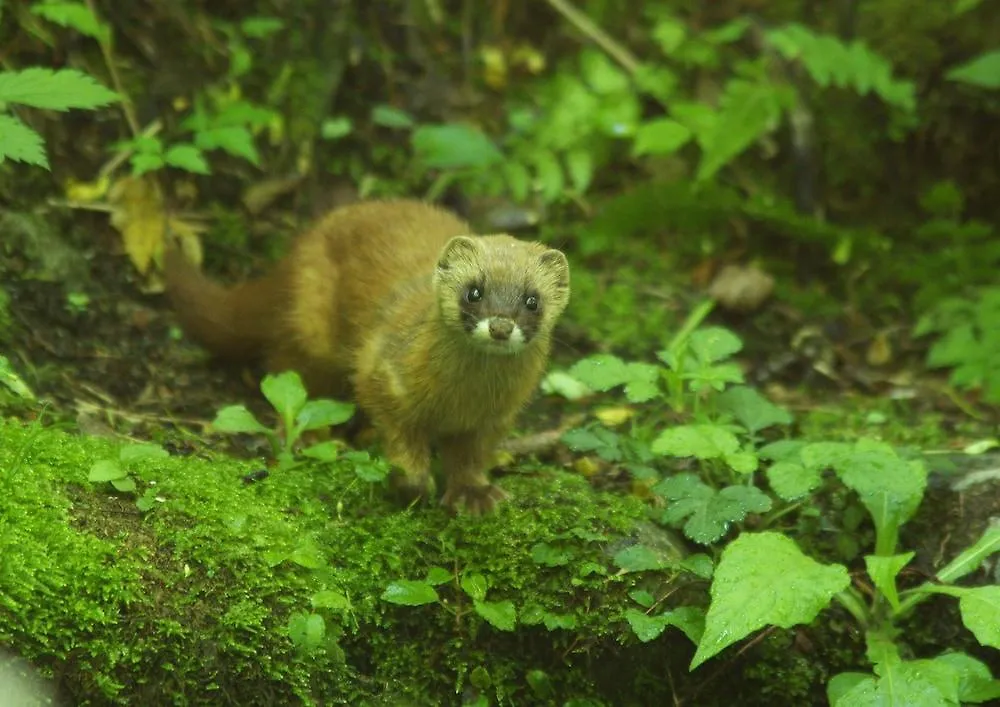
{"left": 488, "top": 318, "right": 514, "bottom": 340}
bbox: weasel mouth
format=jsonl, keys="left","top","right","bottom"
{"left": 470, "top": 319, "right": 526, "bottom": 354}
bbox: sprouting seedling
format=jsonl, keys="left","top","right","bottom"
{"left": 211, "top": 370, "right": 355, "bottom": 466}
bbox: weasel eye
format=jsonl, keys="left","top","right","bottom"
{"left": 524, "top": 294, "right": 539, "bottom": 311}
{"left": 465, "top": 285, "right": 483, "bottom": 303}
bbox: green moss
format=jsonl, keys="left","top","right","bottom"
{"left": 3, "top": 417, "right": 702, "bottom": 705}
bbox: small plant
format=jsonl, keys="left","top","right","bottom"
{"left": 0, "top": 67, "right": 117, "bottom": 169}
{"left": 210, "top": 370, "right": 363, "bottom": 471}
{"left": 88, "top": 442, "right": 169, "bottom": 511}
{"left": 916, "top": 287, "right": 1000, "bottom": 405}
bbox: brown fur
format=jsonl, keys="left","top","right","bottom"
{"left": 164, "top": 199, "right": 570, "bottom": 513}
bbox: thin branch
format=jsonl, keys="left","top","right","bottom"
{"left": 545, "top": 0, "right": 640, "bottom": 75}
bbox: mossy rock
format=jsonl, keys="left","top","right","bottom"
{"left": 0, "top": 417, "right": 712, "bottom": 705}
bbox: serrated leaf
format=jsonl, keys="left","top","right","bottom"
{"left": 724, "top": 450, "right": 758, "bottom": 474}
{"left": 382, "top": 580, "right": 439, "bottom": 606}
{"left": 864, "top": 553, "right": 913, "bottom": 611}
{"left": 0, "top": 114, "right": 49, "bottom": 168}
{"left": 715, "top": 386, "right": 793, "bottom": 433}
{"left": 655, "top": 475, "right": 771, "bottom": 544}
{"left": 946, "top": 50, "right": 1000, "bottom": 89}
{"left": 89, "top": 459, "right": 125, "bottom": 482}
{"left": 695, "top": 79, "right": 783, "bottom": 181}
{"left": 31, "top": 2, "right": 111, "bottom": 41}
{"left": 692, "top": 532, "right": 849, "bottom": 668}
{"left": 568, "top": 355, "right": 660, "bottom": 401}
{"left": 261, "top": 371, "right": 308, "bottom": 419}
{"left": 119, "top": 443, "right": 169, "bottom": 464}
{"left": 651, "top": 424, "right": 740, "bottom": 459}
{"left": 412, "top": 123, "right": 503, "bottom": 170}
{"left": 460, "top": 573, "right": 488, "bottom": 602}
{"left": 688, "top": 327, "right": 743, "bottom": 363}
{"left": 288, "top": 611, "right": 326, "bottom": 650}
{"left": 473, "top": 599, "right": 516, "bottom": 630}
{"left": 626, "top": 606, "right": 704, "bottom": 644}
{"left": 766, "top": 461, "right": 822, "bottom": 500}
{"left": 211, "top": 404, "right": 269, "bottom": 434}
{"left": 130, "top": 152, "right": 164, "bottom": 176}
{"left": 0, "top": 68, "right": 117, "bottom": 110}
{"left": 561, "top": 427, "right": 621, "bottom": 461}
{"left": 194, "top": 126, "right": 260, "bottom": 165}
{"left": 295, "top": 399, "right": 355, "bottom": 431}
{"left": 163, "top": 144, "right": 210, "bottom": 174}
{"left": 632, "top": 118, "right": 692, "bottom": 157}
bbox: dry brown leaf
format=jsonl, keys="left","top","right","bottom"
{"left": 707, "top": 263, "right": 775, "bottom": 312}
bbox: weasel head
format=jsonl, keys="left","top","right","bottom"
{"left": 433, "top": 234, "right": 570, "bottom": 356}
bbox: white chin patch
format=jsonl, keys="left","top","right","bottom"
{"left": 471, "top": 318, "right": 526, "bottom": 355}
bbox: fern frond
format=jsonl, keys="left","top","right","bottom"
{"left": 0, "top": 68, "right": 118, "bottom": 111}
{"left": 0, "top": 114, "right": 49, "bottom": 168}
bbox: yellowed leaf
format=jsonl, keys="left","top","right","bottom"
{"left": 596, "top": 406, "right": 635, "bottom": 427}
{"left": 480, "top": 44, "right": 508, "bottom": 89}
{"left": 866, "top": 331, "right": 893, "bottom": 367}
{"left": 511, "top": 43, "right": 546, "bottom": 74}
{"left": 65, "top": 174, "right": 111, "bottom": 202}
{"left": 109, "top": 176, "right": 166, "bottom": 276}
{"left": 573, "top": 457, "right": 600, "bottom": 477}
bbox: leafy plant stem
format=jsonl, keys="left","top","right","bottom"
{"left": 833, "top": 587, "right": 870, "bottom": 627}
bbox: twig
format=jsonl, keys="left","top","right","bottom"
{"left": 545, "top": 0, "right": 640, "bottom": 75}
{"left": 85, "top": 0, "right": 140, "bottom": 136}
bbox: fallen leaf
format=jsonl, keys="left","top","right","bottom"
{"left": 708, "top": 263, "right": 775, "bottom": 312}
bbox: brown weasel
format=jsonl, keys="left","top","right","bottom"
{"left": 164, "top": 199, "right": 570, "bottom": 513}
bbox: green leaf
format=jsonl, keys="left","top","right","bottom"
{"left": 580, "top": 49, "right": 630, "bottom": 94}
{"left": 460, "top": 573, "right": 488, "bottom": 602}
{"left": 0, "top": 68, "right": 118, "bottom": 110}
{"left": 0, "top": 114, "right": 48, "bottom": 168}
{"left": 371, "top": 104, "right": 416, "bottom": 129}
{"left": 533, "top": 149, "right": 564, "bottom": 202}
{"left": 568, "top": 355, "right": 661, "bottom": 402}
{"left": 828, "top": 672, "right": 873, "bottom": 705}
{"left": 130, "top": 152, "right": 165, "bottom": 176}
{"left": 695, "top": 79, "right": 784, "bottom": 181}
{"left": 530, "top": 542, "right": 573, "bottom": 567}
{"left": 864, "top": 553, "right": 914, "bottom": 610}
{"left": 651, "top": 424, "right": 740, "bottom": 459}
{"left": 30, "top": 2, "right": 110, "bottom": 42}
{"left": 766, "top": 461, "right": 822, "bottom": 500}
{"left": 295, "top": 399, "right": 356, "bottom": 431}
{"left": 424, "top": 567, "right": 452, "bottom": 585}
{"left": 933, "top": 652, "right": 1000, "bottom": 703}
{"left": 946, "top": 50, "right": 1000, "bottom": 89}
{"left": 632, "top": 118, "right": 692, "bottom": 157}
{"left": 613, "top": 544, "right": 675, "bottom": 572}
{"left": 473, "top": 599, "right": 517, "bottom": 631}
{"left": 110, "top": 477, "right": 136, "bottom": 493}
{"left": 501, "top": 160, "right": 532, "bottom": 202}
{"left": 194, "top": 126, "right": 260, "bottom": 165}
{"left": 211, "top": 404, "right": 269, "bottom": 434}
{"left": 715, "top": 386, "right": 793, "bottom": 433}
{"left": 320, "top": 116, "right": 353, "bottom": 140}
{"left": 287, "top": 611, "right": 326, "bottom": 650}
{"left": 840, "top": 658, "right": 961, "bottom": 706}
{"left": 412, "top": 123, "right": 503, "bottom": 170}
{"left": 625, "top": 607, "right": 705, "bottom": 644}
{"left": 261, "top": 371, "right": 308, "bottom": 419}
{"left": 344, "top": 451, "right": 390, "bottom": 483}
{"left": 311, "top": 590, "right": 351, "bottom": 611}
{"left": 564, "top": 147, "right": 594, "bottom": 194}
{"left": 937, "top": 525, "right": 1000, "bottom": 584}
{"left": 542, "top": 612, "right": 576, "bottom": 630}
{"left": 692, "top": 532, "right": 849, "bottom": 668}
{"left": 655, "top": 474, "right": 772, "bottom": 544}
{"left": 956, "top": 586, "right": 1000, "bottom": 649}
{"left": 561, "top": 427, "right": 621, "bottom": 462}
{"left": 119, "top": 443, "right": 169, "bottom": 464}
{"left": 89, "top": 459, "right": 125, "bottom": 482}
{"left": 382, "top": 580, "right": 439, "bottom": 606}
{"left": 301, "top": 441, "right": 339, "bottom": 462}
{"left": 163, "top": 144, "right": 210, "bottom": 174}
{"left": 240, "top": 16, "right": 284, "bottom": 39}
{"left": 688, "top": 327, "right": 744, "bottom": 363}
{"left": 724, "top": 450, "right": 758, "bottom": 475}
{"left": 0, "top": 355, "right": 36, "bottom": 399}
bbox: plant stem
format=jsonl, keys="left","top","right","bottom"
{"left": 85, "top": 0, "right": 140, "bottom": 137}
{"left": 833, "top": 588, "right": 869, "bottom": 627}
{"left": 544, "top": 0, "right": 640, "bottom": 75}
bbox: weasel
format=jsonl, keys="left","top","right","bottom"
{"left": 163, "top": 199, "right": 570, "bottom": 513}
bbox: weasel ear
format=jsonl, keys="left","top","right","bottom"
{"left": 539, "top": 249, "right": 570, "bottom": 291}
{"left": 437, "top": 236, "right": 479, "bottom": 272}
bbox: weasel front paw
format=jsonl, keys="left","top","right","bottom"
{"left": 441, "top": 483, "right": 510, "bottom": 515}
{"left": 389, "top": 470, "right": 435, "bottom": 507}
